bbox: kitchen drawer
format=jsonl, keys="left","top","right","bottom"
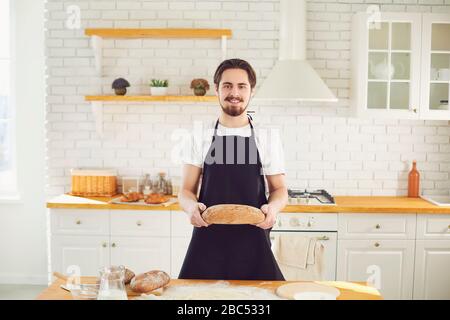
{"left": 338, "top": 214, "right": 416, "bottom": 240}
{"left": 416, "top": 215, "right": 450, "bottom": 240}
{"left": 50, "top": 209, "right": 109, "bottom": 236}
{"left": 110, "top": 210, "right": 170, "bottom": 237}
{"left": 171, "top": 211, "right": 193, "bottom": 237}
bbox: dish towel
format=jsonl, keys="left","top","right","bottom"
{"left": 272, "top": 234, "right": 325, "bottom": 281}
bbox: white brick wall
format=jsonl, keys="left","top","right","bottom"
{"left": 45, "top": 0, "right": 450, "bottom": 198}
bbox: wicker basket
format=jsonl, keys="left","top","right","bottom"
{"left": 70, "top": 168, "right": 118, "bottom": 197}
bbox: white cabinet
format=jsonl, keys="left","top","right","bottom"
{"left": 414, "top": 214, "right": 450, "bottom": 299}
{"left": 420, "top": 14, "right": 450, "bottom": 119}
{"left": 170, "top": 211, "right": 193, "bottom": 278}
{"left": 416, "top": 214, "right": 450, "bottom": 240}
{"left": 50, "top": 209, "right": 109, "bottom": 236}
{"left": 337, "top": 239, "right": 415, "bottom": 300}
{"left": 109, "top": 236, "right": 171, "bottom": 275}
{"left": 338, "top": 214, "right": 416, "bottom": 240}
{"left": 51, "top": 235, "right": 110, "bottom": 276}
{"left": 171, "top": 237, "right": 191, "bottom": 278}
{"left": 413, "top": 240, "right": 450, "bottom": 299}
{"left": 49, "top": 209, "right": 171, "bottom": 277}
{"left": 352, "top": 12, "right": 450, "bottom": 120}
{"left": 352, "top": 12, "right": 422, "bottom": 119}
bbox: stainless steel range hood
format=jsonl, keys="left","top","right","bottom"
{"left": 254, "top": 0, "right": 338, "bottom": 102}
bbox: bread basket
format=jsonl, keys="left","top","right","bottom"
{"left": 70, "top": 168, "right": 118, "bottom": 197}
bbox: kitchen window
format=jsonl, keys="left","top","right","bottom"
{"left": 0, "top": 0, "right": 18, "bottom": 199}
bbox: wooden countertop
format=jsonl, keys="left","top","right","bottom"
{"left": 36, "top": 278, "right": 382, "bottom": 300}
{"left": 46, "top": 194, "right": 450, "bottom": 214}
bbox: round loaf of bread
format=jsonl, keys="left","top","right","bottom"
{"left": 124, "top": 268, "right": 135, "bottom": 285}
{"left": 202, "top": 204, "right": 265, "bottom": 225}
{"left": 130, "top": 270, "right": 170, "bottom": 293}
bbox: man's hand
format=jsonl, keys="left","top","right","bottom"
{"left": 255, "top": 204, "right": 277, "bottom": 230}
{"left": 186, "top": 202, "right": 209, "bottom": 228}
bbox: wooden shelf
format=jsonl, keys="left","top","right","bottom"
{"left": 85, "top": 28, "right": 232, "bottom": 39}
{"left": 85, "top": 95, "right": 217, "bottom": 102}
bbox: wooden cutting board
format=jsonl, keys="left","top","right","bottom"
{"left": 202, "top": 204, "right": 265, "bottom": 225}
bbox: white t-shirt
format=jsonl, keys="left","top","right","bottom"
{"left": 181, "top": 120, "right": 285, "bottom": 176}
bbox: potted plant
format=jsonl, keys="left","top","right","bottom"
{"left": 190, "top": 78, "right": 210, "bottom": 96}
{"left": 149, "top": 79, "right": 169, "bottom": 96}
{"left": 112, "top": 78, "right": 130, "bottom": 96}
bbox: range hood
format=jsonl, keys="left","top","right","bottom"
{"left": 254, "top": 0, "right": 338, "bottom": 102}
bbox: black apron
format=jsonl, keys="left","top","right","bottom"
{"left": 178, "top": 117, "right": 285, "bottom": 281}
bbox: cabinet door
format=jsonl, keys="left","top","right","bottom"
{"left": 337, "top": 240, "right": 415, "bottom": 300}
{"left": 171, "top": 237, "right": 191, "bottom": 279}
{"left": 51, "top": 235, "right": 110, "bottom": 276}
{"left": 352, "top": 12, "right": 421, "bottom": 119}
{"left": 414, "top": 240, "right": 450, "bottom": 300}
{"left": 420, "top": 14, "right": 450, "bottom": 120}
{"left": 109, "top": 236, "right": 171, "bottom": 275}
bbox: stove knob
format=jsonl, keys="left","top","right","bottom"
{"left": 289, "top": 218, "right": 300, "bottom": 227}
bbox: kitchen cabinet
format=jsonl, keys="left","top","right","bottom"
{"left": 338, "top": 213, "right": 416, "bottom": 240}
{"left": 420, "top": 14, "right": 450, "bottom": 119}
{"left": 171, "top": 237, "right": 191, "bottom": 278}
{"left": 413, "top": 214, "right": 450, "bottom": 299}
{"left": 413, "top": 240, "right": 450, "bottom": 299}
{"left": 51, "top": 235, "right": 110, "bottom": 276}
{"left": 337, "top": 239, "right": 415, "bottom": 300}
{"left": 170, "top": 211, "right": 192, "bottom": 278}
{"left": 351, "top": 12, "right": 422, "bottom": 119}
{"left": 109, "top": 236, "right": 171, "bottom": 275}
{"left": 351, "top": 12, "right": 450, "bottom": 120}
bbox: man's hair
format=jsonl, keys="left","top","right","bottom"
{"left": 213, "top": 58, "right": 257, "bottom": 89}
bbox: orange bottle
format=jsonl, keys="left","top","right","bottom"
{"left": 408, "top": 160, "right": 420, "bottom": 198}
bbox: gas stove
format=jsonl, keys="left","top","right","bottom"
{"left": 287, "top": 189, "right": 336, "bottom": 205}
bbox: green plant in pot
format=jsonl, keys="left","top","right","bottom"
{"left": 190, "top": 78, "right": 210, "bottom": 96}
{"left": 149, "top": 79, "right": 169, "bottom": 96}
{"left": 112, "top": 78, "right": 130, "bottom": 96}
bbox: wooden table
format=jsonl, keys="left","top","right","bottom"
{"left": 36, "top": 278, "right": 382, "bottom": 300}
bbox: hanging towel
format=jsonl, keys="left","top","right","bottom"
{"left": 272, "top": 234, "right": 325, "bottom": 281}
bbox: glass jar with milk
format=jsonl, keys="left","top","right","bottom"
{"left": 97, "top": 265, "right": 128, "bottom": 300}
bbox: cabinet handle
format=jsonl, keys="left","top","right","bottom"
{"left": 111, "top": 243, "right": 116, "bottom": 248}
{"left": 75, "top": 220, "right": 81, "bottom": 225}
{"left": 136, "top": 221, "right": 142, "bottom": 226}
{"left": 412, "top": 108, "right": 417, "bottom": 113}
{"left": 102, "top": 242, "right": 108, "bottom": 248}
{"left": 375, "top": 224, "right": 381, "bottom": 229}
{"left": 317, "top": 236, "right": 330, "bottom": 241}
{"left": 374, "top": 242, "right": 380, "bottom": 247}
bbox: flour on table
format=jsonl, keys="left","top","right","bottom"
{"left": 135, "top": 281, "right": 283, "bottom": 300}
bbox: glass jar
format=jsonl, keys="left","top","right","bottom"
{"left": 97, "top": 265, "right": 128, "bottom": 300}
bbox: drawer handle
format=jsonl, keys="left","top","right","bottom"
{"left": 374, "top": 242, "right": 380, "bottom": 248}
{"left": 102, "top": 242, "right": 108, "bottom": 248}
{"left": 111, "top": 243, "right": 116, "bottom": 248}
{"left": 375, "top": 224, "right": 381, "bottom": 229}
{"left": 75, "top": 220, "right": 81, "bottom": 225}
{"left": 136, "top": 221, "right": 142, "bottom": 226}
{"left": 317, "top": 236, "right": 330, "bottom": 241}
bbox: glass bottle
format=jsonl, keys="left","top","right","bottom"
{"left": 408, "top": 160, "right": 420, "bottom": 198}
{"left": 142, "top": 173, "right": 152, "bottom": 196}
{"left": 156, "top": 172, "right": 167, "bottom": 195}
{"left": 97, "top": 265, "right": 127, "bottom": 300}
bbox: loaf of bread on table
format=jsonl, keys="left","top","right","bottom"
{"left": 130, "top": 270, "right": 170, "bottom": 293}
{"left": 201, "top": 204, "right": 265, "bottom": 225}
{"left": 124, "top": 268, "right": 135, "bottom": 285}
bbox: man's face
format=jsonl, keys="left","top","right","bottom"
{"left": 216, "top": 68, "right": 254, "bottom": 117}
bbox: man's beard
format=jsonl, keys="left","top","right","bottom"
{"left": 219, "top": 96, "right": 249, "bottom": 117}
